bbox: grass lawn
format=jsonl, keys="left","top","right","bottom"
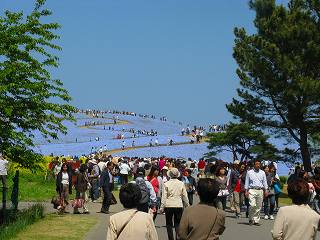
{"left": 0, "top": 173, "right": 75, "bottom": 202}
{"left": 278, "top": 184, "right": 292, "bottom": 206}
{"left": 12, "top": 213, "right": 97, "bottom": 240}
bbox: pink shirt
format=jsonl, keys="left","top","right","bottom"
{"left": 159, "top": 159, "right": 166, "bottom": 171}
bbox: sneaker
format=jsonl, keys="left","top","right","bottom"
{"left": 269, "top": 215, "right": 274, "bottom": 220}
{"left": 254, "top": 222, "right": 262, "bottom": 226}
{"left": 249, "top": 220, "right": 253, "bottom": 226}
{"left": 264, "top": 215, "right": 269, "bottom": 220}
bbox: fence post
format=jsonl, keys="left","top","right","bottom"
{"left": 11, "top": 170, "right": 19, "bottom": 211}
{"left": 2, "top": 186, "right": 6, "bottom": 210}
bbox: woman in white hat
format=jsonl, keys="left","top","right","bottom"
{"left": 160, "top": 168, "right": 189, "bottom": 240}
{"left": 161, "top": 166, "right": 169, "bottom": 183}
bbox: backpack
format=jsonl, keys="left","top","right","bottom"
{"left": 135, "top": 178, "right": 150, "bottom": 204}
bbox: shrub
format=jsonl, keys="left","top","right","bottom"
{"left": 0, "top": 204, "right": 44, "bottom": 240}
{"left": 279, "top": 176, "right": 288, "bottom": 185}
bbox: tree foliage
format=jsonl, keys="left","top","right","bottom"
{"left": 206, "top": 123, "right": 278, "bottom": 162}
{"left": 0, "top": 0, "right": 76, "bottom": 169}
{"left": 227, "top": 0, "right": 320, "bottom": 171}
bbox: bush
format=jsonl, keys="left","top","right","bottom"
{"left": 279, "top": 176, "right": 288, "bottom": 185}
{"left": 0, "top": 204, "right": 44, "bottom": 240}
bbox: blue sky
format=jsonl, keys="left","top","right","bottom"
{"left": 0, "top": 0, "right": 287, "bottom": 126}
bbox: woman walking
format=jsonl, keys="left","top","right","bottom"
{"left": 56, "top": 163, "right": 72, "bottom": 214}
{"left": 73, "top": 164, "right": 90, "bottom": 214}
{"left": 147, "top": 166, "right": 163, "bottom": 221}
{"left": 160, "top": 168, "right": 189, "bottom": 240}
{"left": 215, "top": 166, "right": 228, "bottom": 210}
{"left": 263, "top": 165, "right": 275, "bottom": 220}
{"left": 272, "top": 179, "right": 320, "bottom": 240}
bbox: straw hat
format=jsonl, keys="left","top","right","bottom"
{"left": 168, "top": 168, "right": 180, "bottom": 178}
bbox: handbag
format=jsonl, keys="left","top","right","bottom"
{"left": 274, "top": 182, "right": 282, "bottom": 194}
{"left": 218, "top": 189, "right": 229, "bottom": 197}
{"left": 72, "top": 198, "right": 84, "bottom": 208}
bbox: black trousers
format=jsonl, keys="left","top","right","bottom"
{"left": 101, "top": 188, "right": 111, "bottom": 211}
{"left": 164, "top": 207, "right": 183, "bottom": 240}
{"left": 120, "top": 174, "right": 128, "bottom": 185}
{"left": 187, "top": 192, "right": 194, "bottom": 205}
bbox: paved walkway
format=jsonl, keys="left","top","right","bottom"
{"left": 18, "top": 198, "right": 320, "bottom": 240}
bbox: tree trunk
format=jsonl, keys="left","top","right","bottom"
{"left": 300, "top": 128, "right": 312, "bottom": 172}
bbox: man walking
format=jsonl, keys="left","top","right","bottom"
{"left": 0, "top": 153, "right": 9, "bottom": 189}
{"left": 100, "top": 162, "right": 114, "bottom": 214}
{"left": 245, "top": 159, "right": 268, "bottom": 225}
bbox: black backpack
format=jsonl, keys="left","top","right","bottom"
{"left": 135, "top": 178, "right": 150, "bottom": 204}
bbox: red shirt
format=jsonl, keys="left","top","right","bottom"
{"left": 234, "top": 178, "right": 241, "bottom": 192}
{"left": 148, "top": 176, "right": 159, "bottom": 194}
{"left": 198, "top": 160, "right": 205, "bottom": 169}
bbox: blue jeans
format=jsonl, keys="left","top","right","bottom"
{"left": 90, "top": 179, "right": 100, "bottom": 201}
{"left": 263, "top": 194, "right": 275, "bottom": 215}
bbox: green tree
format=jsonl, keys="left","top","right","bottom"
{"left": 206, "top": 123, "right": 278, "bottom": 162}
{"left": 227, "top": 0, "right": 320, "bottom": 171}
{"left": 0, "top": 0, "right": 75, "bottom": 169}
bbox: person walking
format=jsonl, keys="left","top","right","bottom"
{"left": 229, "top": 161, "right": 242, "bottom": 218}
{"left": 88, "top": 159, "right": 100, "bottom": 202}
{"left": 160, "top": 168, "right": 190, "bottom": 240}
{"left": 0, "top": 153, "right": 9, "bottom": 189}
{"left": 179, "top": 178, "right": 226, "bottom": 240}
{"left": 134, "top": 167, "right": 157, "bottom": 213}
{"left": 147, "top": 166, "right": 163, "bottom": 221}
{"left": 56, "top": 163, "right": 72, "bottom": 213}
{"left": 215, "top": 166, "right": 229, "bottom": 210}
{"left": 119, "top": 160, "right": 131, "bottom": 185}
{"left": 107, "top": 183, "right": 158, "bottom": 240}
{"left": 245, "top": 159, "right": 268, "bottom": 225}
{"left": 99, "top": 162, "right": 114, "bottom": 214}
{"left": 272, "top": 179, "right": 320, "bottom": 240}
{"left": 181, "top": 169, "right": 197, "bottom": 205}
{"left": 73, "top": 164, "right": 90, "bottom": 214}
{"left": 263, "top": 165, "right": 276, "bottom": 220}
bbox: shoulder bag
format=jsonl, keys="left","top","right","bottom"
{"left": 116, "top": 210, "right": 138, "bottom": 239}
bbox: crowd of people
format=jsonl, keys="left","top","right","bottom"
{"left": 50, "top": 153, "right": 320, "bottom": 240}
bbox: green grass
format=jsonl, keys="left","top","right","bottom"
{"left": 278, "top": 184, "right": 292, "bottom": 206}
{"left": 11, "top": 213, "right": 97, "bottom": 240}
{"left": 0, "top": 204, "right": 44, "bottom": 240}
{"left": 0, "top": 173, "right": 75, "bottom": 202}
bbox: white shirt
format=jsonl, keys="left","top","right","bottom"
{"left": 245, "top": 169, "right": 268, "bottom": 190}
{"left": 61, "top": 172, "right": 69, "bottom": 185}
{"left": 119, "top": 163, "right": 131, "bottom": 175}
{"left": 98, "top": 161, "right": 106, "bottom": 172}
{"left": 0, "top": 159, "right": 9, "bottom": 175}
